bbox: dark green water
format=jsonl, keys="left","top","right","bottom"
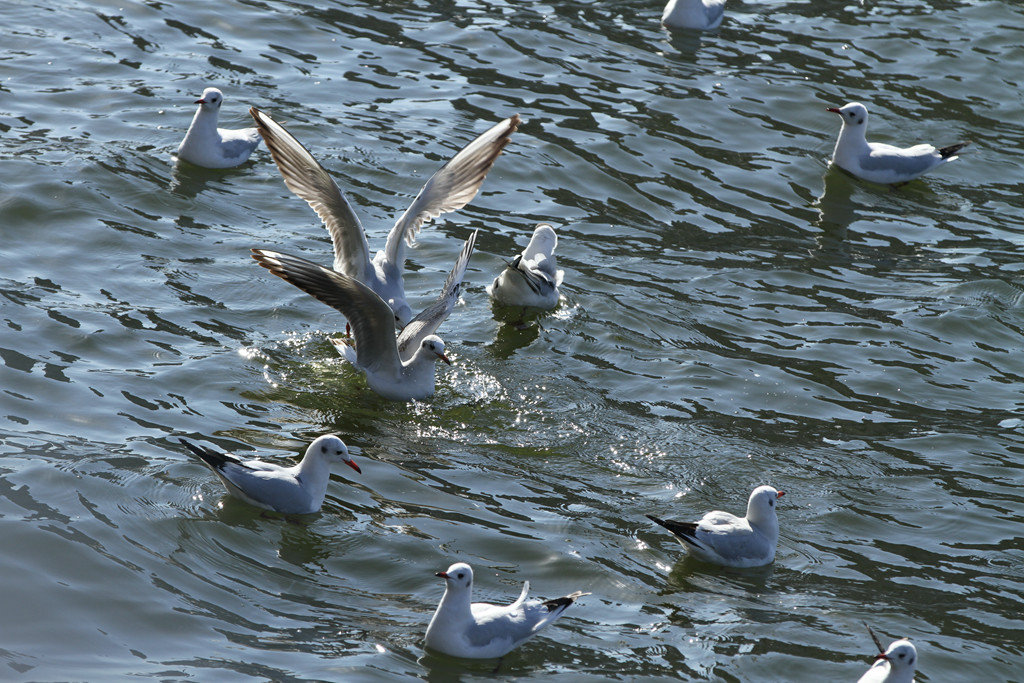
{"left": 2, "top": 0, "right": 1023, "bottom": 680}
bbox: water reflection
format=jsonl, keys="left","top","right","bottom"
{"left": 664, "top": 555, "right": 775, "bottom": 593}
{"left": 487, "top": 304, "right": 543, "bottom": 358}
{"left": 813, "top": 167, "right": 860, "bottom": 235}
{"left": 167, "top": 160, "right": 252, "bottom": 199}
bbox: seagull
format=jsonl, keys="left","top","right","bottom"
{"left": 646, "top": 485, "right": 784, "bottom": 568}
{"left": 424, "top": 562, "right": 587, "bottom": 660}
{"left": 180, "top": 433, "right": 360, "bottom": 514}
{"left": 177, "top": 87, "right": 261, "bottom": 169}
{"left": 661, "top": 0, "right": 726, "bottom": 30}
{"left": 487, "top": 223, "right": 564, "bottom": 310}
{"left": 252, "top": 233, "right": 477, "bottom": 400}
{"left": 826, "top": 102, "right": 969, "bottom": 186}
{"left": 250, "top": 107, "right": 519, "bottom": 327}
{"left": 858, "top": 637, "right": 918, "bottom": 683}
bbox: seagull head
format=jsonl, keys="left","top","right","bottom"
{"left": 876, "top": 640, "right": 917, "bottom": 673}
{"left": 421, "top": 335, "right": 452, "bottom": 366}
{"left": 826, "top": 101, "right": 868, "bottom": 128}
{"left": 747, "top": 485, "right": 784, "bottom": 523}
{"left": 308, "top": 434, "right": 360, "bottom": 474}
{"left": 195, "top": 87, "right": 224, "bottom": 110}
{"left": 435, "top": 562, "right": 474, "bottom": 590}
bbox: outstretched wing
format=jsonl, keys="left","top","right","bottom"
{"left": 250, "top": 108, "right": 373, "bottom": 281}
{"left": 396, "top": 230, "right": 477, "bottom": 361}
{"left": 382, "top": 115, "right": 520, "bottom": 271}
{"left": 251, "top": 249, "right": 401, "bottom": 375}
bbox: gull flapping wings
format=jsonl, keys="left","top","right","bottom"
{"left": 251, "top": 249, "right": 400, "bottom": 376}
{"left": 250, "top": 107, "right": 373, "bottom": 281}
{"left": 396, "top": 230, "right": 477, "bottom": 362}
{"left": 382, "top": 115, "right": 520, "bottom": 272}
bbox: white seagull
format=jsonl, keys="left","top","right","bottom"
{"left": 252, "top": 232, "right": 476, "bottom": 400}
{"left": 250, "top": 107, "right": 518, "bottom": 327}
{"left": 646, "top": 485, "right": 784, "bottom": 568}
{"left": 858, "top": 638, "right": 918, "bottom": 683}
{"left": 826, "top": 102, "right": 968, "bottom": 186}
{"left": 424, "top": 562, "right": 587, "bottom": 660}
{"left": 180, "top": 433, "right": 360, "bottom": 514}
{"left": 487, "top": 223, "right": 564, "bottom": 310}
{"left": 177, "top": 87, "right": 261, "bottom": 169}
{"left": 662, "top": 0, "right": 726, "bottom": 31}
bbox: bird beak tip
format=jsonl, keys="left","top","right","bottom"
{"left": 435, "top": 571, "right": 448, "bottom": 579}
{"left": 440, "top": 354, "right": 452, "bottom": 366}
{"left": 347, "top": 460, "right": 362, "bottom": 474}
{"left": 826, "top": 106, "right": 840, "bottom": 113}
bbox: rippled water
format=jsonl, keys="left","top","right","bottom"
{"left": 2, "top": 0, "right": 1024, "bottom": 679}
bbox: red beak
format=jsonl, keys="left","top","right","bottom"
{"left": 439, "top": 353, "right": 452, "bottom": 366}
{"left": 346, "top": 460, "right": 361, "bottom": 474}
{"left": 435, "top": 571, "right": 449, "bottom": 579}
{"left": 194, "top": 98, "right": 206, "bottom": 104}
{"left": 874, "top": 653, "right": 889, "bottom": 662}
{"left": 826, "top": 107, "right": 841, "bottom": 114}
{"left": 776, "top": 491, "right": 785, "bottom": 498}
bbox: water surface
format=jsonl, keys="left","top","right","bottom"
{"left": 2, "top": 0, "right": 1024, "bottom": 680}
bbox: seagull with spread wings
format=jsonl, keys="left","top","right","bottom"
{"left": 251, "top": 107, "right": 518, "bottom": 327}
{"left": 252, "top": 231, "right": 477, "bottom": 401}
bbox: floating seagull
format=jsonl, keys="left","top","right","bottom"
{"left": 424, "top": 562, "right": 587, "bottom": 660}
{"left": 487, "top": 223, "right": 564, "bottom": 310}
{"left": 250, "top": 107, "right": 518, "bottom": 327}
{"left": 177, "top": 87, "right": 261, "bottom": 169}
{"left": 661, "top": 0, "right": 726, "bottom": 30}
{"left": 826, "top": 102, "right": 968, "bottom": 186}
{"left": 646, "top": 485, "right": 783, "bottom": 568}
{"left": 180, "top": 434, "right": 360, "bottom": 514}
{"left": 858, "top": 636, "right": 918, "bottom": 683}
{"left": 252, "top": 234, "right": 477, "bottom": 400}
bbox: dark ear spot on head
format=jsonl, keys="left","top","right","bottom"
{"left": 321, "top": 445, "right": 327, "bottom": 453}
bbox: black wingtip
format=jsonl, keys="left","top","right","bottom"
{"left": 939, "top": 141, "right": 969, "bottom": 158}
{"left": 542, "top": 596, "right": 574, "bottom": 612}
{"left": 179, "top": 438, "right": 205, "bottom": 457}
{"left": 646, "top": 514, "right": 700, "bottom": 546}
{"left": 541, "top": 590, "right": 588, "bottom": 612}
{"left": 180, "top": 438, "right": 221, "bottom": 467}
